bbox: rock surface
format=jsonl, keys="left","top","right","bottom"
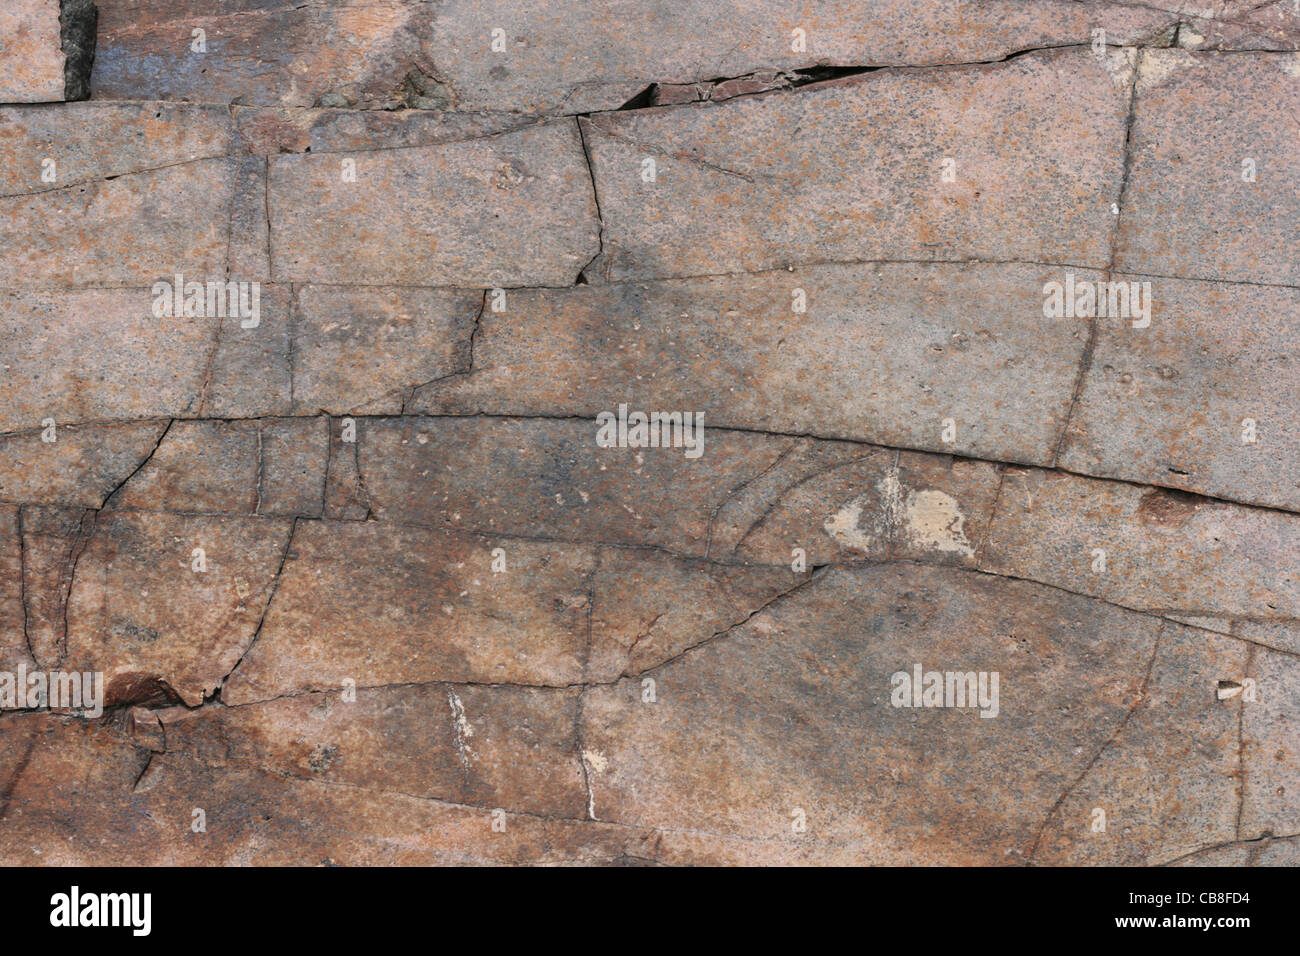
{"left": 0, "top": 1, "right": 1296, "bottom": 868}
{"left": 0, "top": 1, "right": 69, "bottom": 104}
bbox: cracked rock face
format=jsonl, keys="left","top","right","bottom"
{"left": 0, "top": 0, "right": 1298, "bottom": 868}
{"left": 0, "top": 1, "right": 96, "bottom": 103}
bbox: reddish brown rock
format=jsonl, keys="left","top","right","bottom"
{"left": 343, "top": 416, "right": 790, "bottom": 555}
{"left": 0, "top": 560, "right": 1275, "bottom": 865}
{"left": 0, "top": 159, "right": 242, "bottom": 288}
{"left": 980, "top": 470, "right": 1300, "bottom": 626}
{"left": 1240, "top": 646, "right": 1300, "bottom": 840}
{"left": 0, "top": 1, "right": 69, "bottom": 103}
{"left": 1115, "top": 50, "right": 1300, "bottom": 285}
{"left": 412, "top": 263, "right": 1093, "bottom": 466}
{"left": 0, "top": 507, "right": 34, "bottom": 677}
{"left": 696, "top": 439, "right": 1004, "bottom": 568}
{"left": 322, "top": 417, "right": 369, "bottom": 522}
{"left": 65, "top": 511, "right": 294, "bottom": 706}
{"left": 0, "top": 102, "right": 232, "bottom": 196}
{"left": 257, "top": 418, "right": 329, "bottom": 517}
{"left": 587, "top": 548, "right": 801, "bottom": 682}
{"left": 1181, "top": 3, "right": 1300, "bottom": 53}
{"left": 429, "top": 0, "right": 1173, "bottom": 114}
{"left": 0, "top": 290, "right": 214, "bottom": 432}
{"left": 92, "top": 1, "right": 437, "bottom": 110}
{"left": 0, "top": 716, "right": 154, "bottom": 863}
{"left": 706, "top": 439, "right": 897, "bottom": 562}
{"left": 85, "top": 0, "right": 1179, "bottom": 117}
{"left": 226, "top": 155, "right": 271, "bottom": 280}
{"left": 268, "top": 122, "right": 600, "bottom": 286}
{"left": 0, "top": 421, "right": 168, "bottom": 508}
{"left": 234, "top": 106, "right": 524, "bottom": 157}
{"left": 109, "top": 418, "right": 326, "bottom": 517}
{"left": 1059, "top": 275, "right": 1300, "bottom": 511}
{"left": 2, "top": 0, "right": 1295, "bottom": 871}
{"left": 1032, "top": 623, "right": 1244, "bottom": 865}
{"left": 0, "top": 287, "right": 297, "bottom": 431}
{"left": 652, "top": 72, "right": 796, "bottom": 107}
{"left": 16, "top": 506, "right": 89, "bottom": 669}
{"left": 291, "top": 286, "right": 480, "bottom": 415}
{"left": 201, "top": 289, "right": 294, "bottom": 420}
{"left": 583, "top": 49, "right": 1132, "bottom": 281}
{"left": 159, "top": 683, "right": 588, "bottom": 818}
{"left": 222, "top": 521, "right": 595, "bottom": 703}
{"left": 729, "top": 451, "right": 1003, "bottom": 567}
{"left": 344, "top": 416, "right": 1013, "bottom": 570}
{"left": 1234, "top": 620, "right": 1300, "bottom": 656}
{"left": 583, "top": 563, "right": 1178, "bottom": 863}
{"left": 0, "top": 715, "right": 639, "bottom": 864}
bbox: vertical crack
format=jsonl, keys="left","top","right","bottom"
{"left": 287, "top": 282, "right": 298, "bottom": 413}
{"left": 1028, "top": 619, "right": 1162, "bottom": 863}
{"left": 401, "top": 290, "right": 486, "bottom": 413}
{"left": 320, "top": 416, "right": 334, "bottom": 519}
{"left": 264, "top": 156, "right": 275, "bottom": 282}
{"left": 574, "top": 117, "right": 606, "bottom": 284}
{"left": 353, "top": 433, "right": 375, "bottom": 521}
{"left": 196, "top": 320, "right": 224, "bottom": 417}
{"left": 1050, "top": 49, "right": 1139, "bottom": 469}
{"left": 16, "top": 506, "right": 35, "bottom": 667}
{"left": 101, "top": 418, "right": 174, "bottom": 511}
{"left": 254, "top": 422, "right": 265, "bottom": 516}
{"left": 1105, "top": 50, "right": 1142, "bottom": 279}
{"left": 56, "top": 508, "right": 99, "bottom": 669}
{"left": 0, "top": 729, "right": 38, "bottom": 823}
{"left": 463, "top": 290, "right": 486, "bottom": 380}
{"left": 575, "top": 550, "right": 600, "bottom": 820}
{"left": 216, "top": 516, "right": 299, "bottom": 698}
{"left": 222, "top": 158, "right": 240, "bottom": 282}
{"left": 972, "top": 464, "right": 1008, "bottom": 567}
{"left": 1235, "top": 639, "right": 1257, "bottom": 840}
{"left": 58, "top": 0, "right": 97, "bottom": 102}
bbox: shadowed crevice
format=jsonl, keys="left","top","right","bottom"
{"left": 59, "top": 0, "right": 98, "bottom": 102}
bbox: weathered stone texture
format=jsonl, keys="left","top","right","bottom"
{"left": 0, "top": 159, "right": 242, "bottom": 288}
{"left": 584, "top": 564, "right": 1183, "bottom": 863}
{"left": 92, "top": 1, "right": 437, "bottom": 110}
{"left": 65, "top": 511, "right": 294, "bottom": 706}
{"left": 980, "top": 469, "right": 1300, "bottom": 626}
{"left": 1059, "top": 275, "right": 1300, "bottom": 511}
{"left": 1032, "top": 624, "right": 1246, "bottom": 865}
{"left": 0, "top": 290, "right": 214, "bottom": 432}
{"left": 159, "top": 683, "right": 589, "bottom": 818}
{"left": 2, "top": 2, "right": 1297, "bottom": 869}
{"left": 222, "top": 521, "right": 595, "bottom": 703}
{"left": 1240, "top": 646, "right": 1300, "bottom": 840}
{"left": 109, "top": 418, "right": 327, "bottom": 517}
{"left": 1116, "top": 51, "right": 1300, "bottom": 285}
{"left": 0, "top": 1, "right": 67, "bottom": 103}
{"left": 269, "top": 122, "right": 600, "bottom": 286}
{"left": 427, "top": 0, "right": 1174, "bottom": 114}
{"left": 291, "top": 286, "right": 479, "bottom": 415}
{"left": 413, "top": 263, "right": 1093, "bottom": 466}
{"left": 0, "top": 102, "right": 233, "bottom": 195}
{"left": 0, "top": 422, "right": 168, "bottom": 508}
{"left": 0, "top": 507, "right": 34, "bottom": 676}
{"left": 583, "top": 49, "right": 1132, "bottom": 281}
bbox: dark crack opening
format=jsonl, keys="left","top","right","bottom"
{"left": 59, "top": 0, "right": 98, "bottom": 102}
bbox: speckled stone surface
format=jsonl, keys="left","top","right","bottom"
{"left": 0, "top": 1, "right": 67, "bottom": 103}
{"left": 0, "top": 0, "right": 1296, "bottom": 867}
